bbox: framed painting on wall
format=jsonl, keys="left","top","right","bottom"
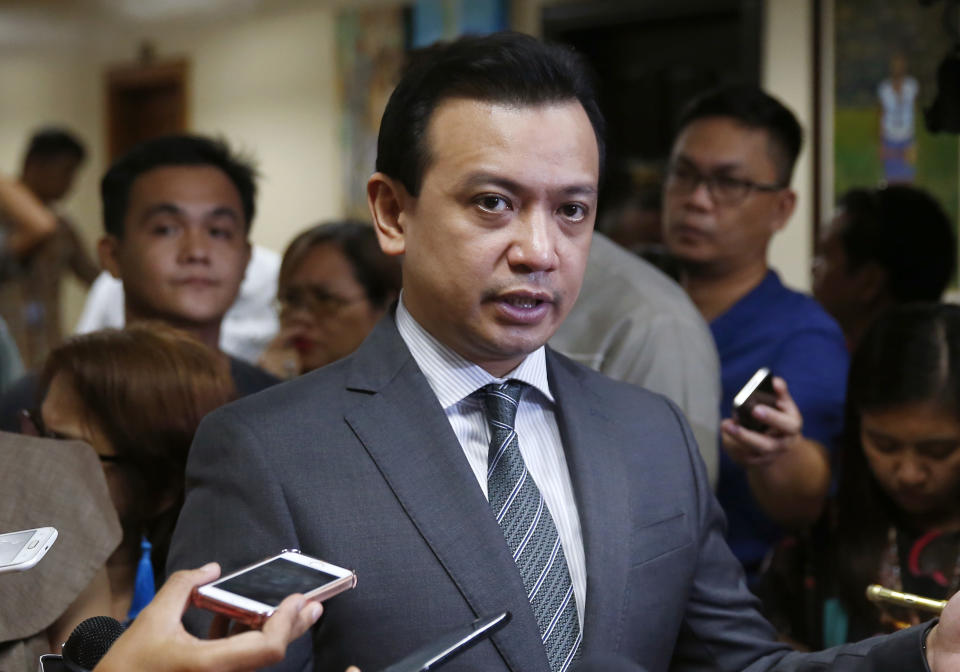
{"left": 831, "top": 0, "right": 959, "bottom": 231}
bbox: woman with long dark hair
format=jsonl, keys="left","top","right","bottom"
{"left": 762, "top": 302, "right": 960, "bottom": 647}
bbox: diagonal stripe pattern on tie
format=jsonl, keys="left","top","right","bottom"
{"left": 483, "top": 380, "right": 582, "bottom": 672}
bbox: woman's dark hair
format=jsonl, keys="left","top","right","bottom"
{"left": 279, "top": 221, "right": 401, "bottom": 308}
{"left": 40, "top": 323, "right": 235, "bottom": 579}
{"left": 835, "top": 302, "right": 960, "bottom": 623}
{"left": 837, "top": 186, "right": 956, "bottom": 303}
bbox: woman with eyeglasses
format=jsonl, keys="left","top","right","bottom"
{"left": 761, "top": 303, "right": 960, "bottom": 648}
{"left": 27, "top": 323, "right": 235, "bottom": 624}
{"left": 259, "top": 221, "right": 401, "bottom": 379}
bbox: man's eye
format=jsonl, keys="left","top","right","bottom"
{"left": 558, "top": 203, "right": 587, "bottom": 222}
{"left": 209, "top": 227, "right": 233, "bottom": 240}
{"left": 713, "top": 175, "right": 745, "bottom": 191}
{"left": 151, "top": 224, "right": 175, "bottom": 236}
{"left": 474, "top": 195, "right": 510, "bottom": 213}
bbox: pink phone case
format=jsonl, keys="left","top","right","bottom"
{"left": 190, "top": 556, "right": 358, "bottom": 627}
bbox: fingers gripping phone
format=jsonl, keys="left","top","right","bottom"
{"left": 191, "top": 551, "right": 357, "bottom": 626}
{"left": 732, "top": 367, "right": 777, "bottom": 433}
{"left": 0, "top": 527, "right": 58, "bottom": 573}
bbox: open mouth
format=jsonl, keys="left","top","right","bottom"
{"left": 503, "top": 296, "right": 542, "bottom": 309}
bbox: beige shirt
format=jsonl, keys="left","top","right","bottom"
{"left": 0, "top": 433, "right": 121, "bottom": 671}
{"left": 550, "top": 233, "right": 721, "bottom": 488}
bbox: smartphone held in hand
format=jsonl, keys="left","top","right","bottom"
{"left": 732, "top": 367, "right": 777, "bottom": 433}
{"left": 191, "top": 550, "right": 357, "bottom": 626}
{"left": 0, "top": 526, "right": 57, "bottom": 573}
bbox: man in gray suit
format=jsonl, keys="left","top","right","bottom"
{"left": 168, "top": 33, "right": 960, "bottom": 672}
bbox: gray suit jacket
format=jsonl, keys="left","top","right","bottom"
{"left": 168, "top": 316, "right": 930, "bottom": 672}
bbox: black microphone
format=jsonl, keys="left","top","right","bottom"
{"left": 38, "top": 616, "right": 126, "bottom": 672}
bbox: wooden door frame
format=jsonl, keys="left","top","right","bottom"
{"left": 105, "top": 59, "right": 190, "bottom": 160}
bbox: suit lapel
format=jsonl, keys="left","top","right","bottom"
{"left": 547, "top": 349, "right": 633, "bottom": 653}
{"left": 342, "top": 318, "right": 551, "bottom": 672}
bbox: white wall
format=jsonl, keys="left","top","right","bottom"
{"left": 0, "top": 2, "right": 345, "bottom": 331}
{"left": 763, "top": 0, "right": 815, "bottom": 291}
{"left": 91, "top": 4, "right": 343, "bottom": 256}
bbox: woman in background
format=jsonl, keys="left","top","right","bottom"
{"left": 259, "top": 221, "right": 400, "bottom": 378}
{"left": 762, "top": 303, "right": 960, "bottom": 647}
{"left": 30, "top": 323, "right": 235, "bottom": 624}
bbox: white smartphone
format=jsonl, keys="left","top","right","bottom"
{"left": 191, "top": 550, "right": 357, "bottom": 626}
{"left": 0, "top": 527, "right": 58, "bottom": 573}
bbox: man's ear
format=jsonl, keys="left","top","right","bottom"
{"left": 770, "top": 188, "right": 798, "bottom": 233}
{"left": 367, "top": 172, "right": 410, "bottom": 257}
{"left": 98, "top": 236, "right": 122, "bottom": 279}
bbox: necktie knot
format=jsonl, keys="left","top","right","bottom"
{"left": 482, "top": 380, "right": 524, "bottom": 428}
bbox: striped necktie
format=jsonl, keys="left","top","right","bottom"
{"left": 482, "top": 380, "right": 582, "bottom": 672}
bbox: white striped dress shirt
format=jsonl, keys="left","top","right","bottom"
{"left": 396, "top": 299, "right": 587, "bottom": 628}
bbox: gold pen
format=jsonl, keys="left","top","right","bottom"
{"left": 866, "top": 584, "right": 948, "bottom": 614}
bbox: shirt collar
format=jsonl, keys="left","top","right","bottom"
{"left": 395, "top": 294, "right": 554, "bottom": 409}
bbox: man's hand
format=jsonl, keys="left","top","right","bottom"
{"left": 925, "top": 592, "right": 960, "bottom": 671}
{"left": 93, "top": 563, "right": 324, "bottom": 672}
{"left": 721, "top": 377, "right": 830, "bottom": 529}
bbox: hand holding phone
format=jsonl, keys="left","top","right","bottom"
{"left": 0, "top": 526, "right": 57, "bottom": 573}
{"left": 723, "top": 369, "right": 806, "bottom": 467}
{"left": 191, "top": 551, "right": 357, "bottom": 627}
{"left": 732, "top": 368, "right": 777, "bottom": 433}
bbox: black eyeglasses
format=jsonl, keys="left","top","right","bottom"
{"left": 19, "top": 409, "right": 126, "bottom": 464}
{"left": 665, "top": 162, "right": 785, "bottom": 205}
{"left": 276, "top": 285, "right": 367, "bottom": 316}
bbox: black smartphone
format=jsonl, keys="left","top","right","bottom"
{"left": 377, "top": 612, "right": 510, "bottom": 672}
{"left": 732, "top": 367, "right": 777, "bottom": 433}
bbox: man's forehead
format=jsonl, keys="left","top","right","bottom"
{"left": 130, "top": 165, "right": 241, "bottom": 203}
{"left": 421, "top": 97, "right": 600, "bottom": 182}
{"left": 672, "top": 117, "right": 776, "bottom": 167}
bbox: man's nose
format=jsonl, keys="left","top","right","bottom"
{"left": 179, "top": 227, "right": 211, "bottom": 262}
{"left": 509, "top": 208, "right": 559, "bottom": 273}
{"left": 686, "top": 177, "right": 714, "bottom": 209}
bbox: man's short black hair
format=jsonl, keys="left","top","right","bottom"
{"left": 838, "top": 185, "right": 956, "bottom": 302}
{"left": 376, "top": 31, "right": 605, "bottom": 197}
{"left": 675, "top": 85, "right": 803, "bottom": 186}
{"left": 101, "top": 134, "right": 257, "bottom": 238}
{"left": 24, "top": 127, "right": 86, "bottom": 164}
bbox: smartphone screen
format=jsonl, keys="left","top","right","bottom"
{"left": 214, "top": 557, "right": 339, "bottom": 607}
{"left": 0, "top": 530, "right": 34, "bottom": 565}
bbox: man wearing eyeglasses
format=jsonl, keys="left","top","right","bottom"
{"left": 662, "top": 85, "right": 849, "bottom": 583}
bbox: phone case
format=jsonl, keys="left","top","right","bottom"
{"left": 190, "top": 557, "right": 357, "bottom": 627}
{"left": 0, "top": 527, "right": 58, "bottom": 573}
